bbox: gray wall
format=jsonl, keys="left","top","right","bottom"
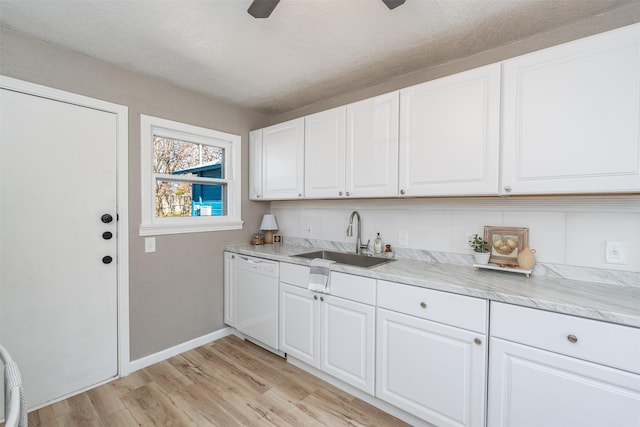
{"left": 0, "top": 27, "right": 271, "bottom": 359}
{"left": 272, "top": 2, "right": 640, "bottom": 123}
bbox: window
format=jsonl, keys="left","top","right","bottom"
{"left": 140, "top": 115, "right": 242, "bottom": 236}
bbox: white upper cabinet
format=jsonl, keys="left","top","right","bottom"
{"left": 252, "top": 24, "right": 640, "bottom": 200}
{"left": 304, "top": 106, "right": 347, "bottom": 198}
{"left": 261, "top": 117, "right": 305, "bottom": 199}
{"left": 399, "top": 64, "right": 501, "bottom": 196}
{"left": 248, "top": 129, "right": 263, "bottom": 200}
{"left": 501, "top": 23, "right": 640, "bottom": 194}
{"left": 346, "top": 91, "right": 399, "bottom": 197}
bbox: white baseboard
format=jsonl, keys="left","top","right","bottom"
{"left": 128, "top": 327, "right": 233, "bottom": 373}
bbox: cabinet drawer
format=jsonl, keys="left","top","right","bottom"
{"left": 280, "top": 262, "right": 310, "bottom": 287}
{"left": 377, "top": 280, "right": 487, "bottom": 333}
{"left": 491, "top": 302, "right": 640, "bottom": 374}
{"left": 331, "top": 272, "right": 376, "bottom": 305}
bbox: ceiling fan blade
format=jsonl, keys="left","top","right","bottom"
{"left": 381, "top": 0, "right": 406, "bottom": 9}
{"left": 247, "top": 0, "right": 280, "bottom": 18}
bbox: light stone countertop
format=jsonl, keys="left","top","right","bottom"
{"left": 224, "top": 243, "right": 640, "bottom": 329}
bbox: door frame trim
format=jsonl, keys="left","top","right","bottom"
{"left": 1, "top": 75, "right": 130, "bottom": 377}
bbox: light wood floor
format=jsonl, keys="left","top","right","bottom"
{"left": 25, "top": 336, "right": 409, "bottom": 426}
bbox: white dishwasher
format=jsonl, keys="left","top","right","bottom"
{"left": 234, "top": 255, "right": 279, "bottom": 350}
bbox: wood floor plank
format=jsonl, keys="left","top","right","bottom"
{"left": 25, "top": 335, "right": 410, "bottom": 426}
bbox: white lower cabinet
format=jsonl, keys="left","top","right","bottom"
{"left": 279, "top": 283, "right": 318, "bottom": 365}
{"left": 488, "top": 302, "right": 640, "bottom": 427}
{"left": 229, "top": 256, "right": 640, "bottom": 427}
{"left": 279, "top": 264, "right": 376, "bottom": 394}
{"left": 376, "top": 281, "right": 488, "bottom": 427}
{"left": 320, "top": 294, "right": 375, "bottom": 394}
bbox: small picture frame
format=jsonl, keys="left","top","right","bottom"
{"left": 484, "top": 226, "right": 529, "bottom": 267}
{"left": 273, "top": 234, "right": 283, "bottom": 244}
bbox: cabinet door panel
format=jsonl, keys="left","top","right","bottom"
{"left": 248, "top": 130, "right": 262, "bottom": 200}
{"left": 376, "top": 308, "right": 487, "bottom": 427}
{"left": 305, "top": 106, "right": 346, "bottom": 198}
{"left": 321, "top": 296, "right": 375, "bottom": 394}
{"left": 346, "top": 92, "right": 399, "bottom": 197}
{"left": 399, "top": 64, "right": 500, "bottom": 196}
{"left": 502, "top": 24, "right": 640, "bottom": 194}
{"left": 279, "top": 283, "right": 318, "bottom": 367}
{"left": 262, "top": 118, "right": 304, "bottom": 199}
{"left": 488, "top": 338, "right": 640, "bottom": 427}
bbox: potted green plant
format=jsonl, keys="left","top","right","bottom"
{"left": 468, "top": 233, "right": 490, "bottom": 264}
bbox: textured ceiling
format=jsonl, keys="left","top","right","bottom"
{"left": 0, "top": 0, "right": 637, "bottom": 115}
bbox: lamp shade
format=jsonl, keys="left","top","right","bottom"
{"left": 260, "top": 214, "right": 278, "bottom": 231}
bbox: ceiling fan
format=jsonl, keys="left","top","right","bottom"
{"left": 248, "top": 0, "right": 406, "bottom": 19}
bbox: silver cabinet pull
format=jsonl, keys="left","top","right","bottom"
{"left": 503, "top": 185, "right": 512, "bottom": 193}
{"left": 338, "top": 191, "right": 343, "bottom": 196}
{"left": 474, "top": 338, "right": 482, "bottom": 345}
{"left": 313, "top": 295, "right": 318, "bottom": 300}
{"left": 345, "top": 191, "right": 350, "bottom": 196}
{"left": 567, "top": 334, "right": 578, "bottom": 343}
{"left": 420, "top": 302, "right": 427, "bottom": 309}
{"left": 400, "top": 189, "right": 406, "bottom": 195}
{"left": 320, "top": 296, "right": 324, "bottom": 302}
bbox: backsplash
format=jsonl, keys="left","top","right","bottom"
{"left": 269, "top": 196, "right": 640, "bottom": 287}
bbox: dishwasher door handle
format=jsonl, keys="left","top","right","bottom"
{"left": 239, "top": 256, "right": 271, "bottom": 264}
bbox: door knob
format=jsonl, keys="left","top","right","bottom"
{"left": 101, "top": 214, "right": 113, "bottom": 224}
{"left": 102, "top": 231, "right": 113, "bottom": 240}
{"left": 102, "top": 256, "right": 113, "bottom": 264}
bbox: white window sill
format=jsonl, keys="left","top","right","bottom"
{"left": 139, "top": 220, "right": 244, "bottom": 237}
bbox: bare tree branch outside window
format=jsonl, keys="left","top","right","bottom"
{"left": 153, "top": 136, "right": 223, "bottom": 217}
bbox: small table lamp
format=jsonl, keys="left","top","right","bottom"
{"left": 260, "top": 214, "right": 278, "bottom": 244}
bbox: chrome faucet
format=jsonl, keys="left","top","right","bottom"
{"left": 346, "top": 211, "right": 370, "bottom": 254}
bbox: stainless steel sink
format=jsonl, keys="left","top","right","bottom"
{"left": 294, "top": 250, "right": 395, "bottom": 268}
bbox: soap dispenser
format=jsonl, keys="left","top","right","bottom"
{"left": 374, "top": 233, "right": 383, "bottom": 254}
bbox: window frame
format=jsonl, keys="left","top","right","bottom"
{"left": 139, "top": 114, "right": 242, "bottom": 236}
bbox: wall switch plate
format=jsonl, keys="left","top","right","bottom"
{"left": 605, "top": 241, "right": 627, "bottom": 264}
{"left": 398, "top": 230, "right": 409, "bottom": 246}
{"left": 145, "top": 237, "right": 156, "bottom": 253}
{"left": 306, "top": 225, "right": 313, "bottom": 236}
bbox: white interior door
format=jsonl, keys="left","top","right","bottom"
{"left": 0, "top": 88, "right": 119, "bottom": 412}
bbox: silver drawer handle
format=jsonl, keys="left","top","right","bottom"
{"left": 567, "top": 334, "right": 578, "bottom": 343}
{"left": 420, "top": 302, "right": 427, "bottom": 309}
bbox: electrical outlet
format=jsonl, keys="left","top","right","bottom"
{"left": 398, "top": 230, "right": 409, "bottom": 246}
{"left": 605, "top": 241, "right": 627, "bottom": 264}
{"left": 306, "top": 225, "right": 313, "bottom": 236}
